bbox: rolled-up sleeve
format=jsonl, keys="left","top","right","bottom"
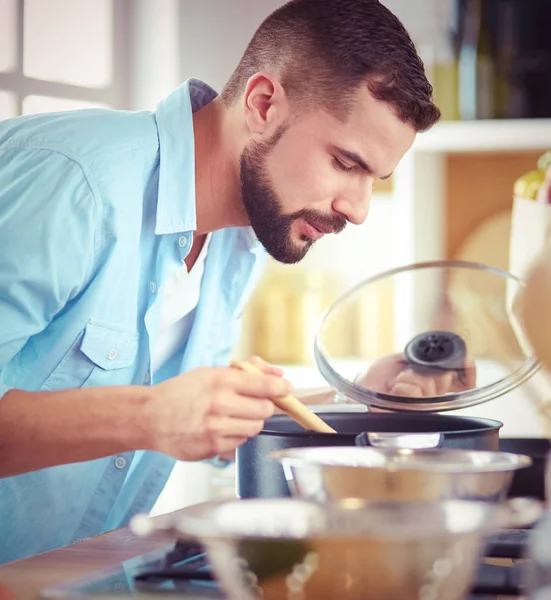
{"left": 0, "top": 148, "right": 97, "bottom": 397}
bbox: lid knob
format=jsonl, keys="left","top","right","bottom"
{"left": 404, "top": 331, "right": 467, "bottom": 379}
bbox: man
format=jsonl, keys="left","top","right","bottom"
{"left": 0, "top": 0, "right": 452, "bottom": 563}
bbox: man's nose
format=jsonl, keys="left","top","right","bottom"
{"left": 334, "top": 183, "right": 372, "bottom": 226}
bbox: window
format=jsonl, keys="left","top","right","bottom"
{"left": 22, "top": 95, "right": 109, "bottom": 115}
{"left": 0, "top": 0, "right": 128, "bottom": 120}
{"left": 0, "top": 0, "right": 18, "bottom": 73}
{"left": 0, "top": 90, "right": 17, "bottom": 120}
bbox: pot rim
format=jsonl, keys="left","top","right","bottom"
{"left": 260, "top": 413, "right": 504, "bottom": 437}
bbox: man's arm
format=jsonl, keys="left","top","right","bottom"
{"left": 0, "top": 365, "right": 293, "bottom": 477}
{"left": 0, "top": 149, "right": 291, "bottom": 477}
{"left": 0, "top": 147, "right": 123, "bottom": 476}
{"left": 0, "top": 148, "right": 97, "bottom": 392}
{"left": 0, "top": 386, "right": 152, "bottom": 477}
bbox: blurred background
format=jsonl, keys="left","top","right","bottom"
{"left": 1, "top": 0, "right": 551, "bottom": 511}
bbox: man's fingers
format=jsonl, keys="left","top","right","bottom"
{"left": 215, "top": 395, "right": 275, "bottom": 420}
{"left": 207, "top": 416, "right": 265, "bottom": 439}
{"left": 391, "top": 368, "right": 437, "bottom": 397}
{"left": 434, "top": 371, "right": 455, "bottom": 396}
{"left": 388, "top": 382, "right": 424, "bottom": 397}
{"left": 455, "top": 358, "right": 477, "bottom": 391}
{"left": 390, "top": 362, "right": 476, "bottom": 398}
{"left": 218, "top": 446, "right": 240, "bottom": 461}
{"left": 247, "top": 355, "right": 285, "bottom": 377}
{"left": 213, "top": 437, "right": 251, "bottom": 459}
{"left": 226, "top": 369, "right": 292, "bottom": 399}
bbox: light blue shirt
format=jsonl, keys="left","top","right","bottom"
{"left": 0, "top": 79, "right": 266, "bottom": 563}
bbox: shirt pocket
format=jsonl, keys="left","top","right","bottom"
{"left": 41, "top": 321, "right": 139, "bottom": 391}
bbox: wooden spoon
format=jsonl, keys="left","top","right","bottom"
{"left": 231, "top": 360, "right": 337, "bottom": 434}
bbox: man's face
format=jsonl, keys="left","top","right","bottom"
{"left": 240, "top": 85, "right": 416, "bottom": 264}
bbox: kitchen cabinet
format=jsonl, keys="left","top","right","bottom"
{"left": 395, "top": 118, "right": 551, "bottom": 266}
{"left": 390, "top": 119, "right": 551, "bottom": 350}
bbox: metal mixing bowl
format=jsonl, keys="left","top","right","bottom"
{"left": 271, "top": 447, "right": 532, "bottom": 502}
{"left": 131, "top": 497, "right": 539, "bottom": 600}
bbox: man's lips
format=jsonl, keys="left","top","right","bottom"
{"left": 301, "top": 220, "right": 335, "bottom": 240}
{"left": 303, "top": 221, "right": 325, "bottom": 240}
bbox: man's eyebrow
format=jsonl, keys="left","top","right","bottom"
{"left": 334, "top": 146, "right": 393, "bottom": 180}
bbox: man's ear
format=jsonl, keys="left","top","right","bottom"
{"left": 243, "top": 72, "right": 289, "bottom": 137}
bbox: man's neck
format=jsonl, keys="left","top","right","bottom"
{"left": 192, "top": 98, "right": 249, "bottom": 236}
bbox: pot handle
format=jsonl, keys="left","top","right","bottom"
{"left": 355, "top": 431, "right": 444, "bottom": 449}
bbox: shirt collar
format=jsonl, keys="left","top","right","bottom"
{"left": 154, "top": 78, "right": 217, "bottom": 235}
{"left": 154, "top": 78, "right": 262, "bottom": 253}
{"left": 240, "top": 226, "right": 262, "bottom": 252}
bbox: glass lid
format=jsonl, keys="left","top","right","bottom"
{"left": 314, "top": 260, "right": 541, "bottom": 412}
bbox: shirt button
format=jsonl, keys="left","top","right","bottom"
{"left": 178, "top": 235, "right": 188, "bottom": 248}
{"left": 150, "top": 281, "right": 157, "bottom": 293}
{"left": 114, "top": 456, "right": 126, "bottom": 469}
{"left": 144, "top": 371, "right": 151, "bottom": 384}
{"left": 108, "top": 348, "right": 117, "bottom": 360}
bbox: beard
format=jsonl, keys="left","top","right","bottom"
{"left": 240, "top": 126, "right": 347, "bottom": 264}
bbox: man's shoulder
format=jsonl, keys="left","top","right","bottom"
{"left": 0, "top": 108, "right": 160, "bottom": 170}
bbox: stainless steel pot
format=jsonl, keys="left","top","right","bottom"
{"left": 236, "top": 412, "right": 502, "bottom": 499}
{"left": 271, "top": 446, "right": 532, "bottom": 503}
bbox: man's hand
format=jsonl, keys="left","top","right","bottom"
{"left": 355, "top": 353, "right": 477, "bottom": 409}
{"left": 0, "top": 356, "right": 290, "bottom": 477}
{"left": 144, "top": 357, "right": 291, "bottom": 462}
{"left": 291, "top": 354, "right": 476, "bottom": 410}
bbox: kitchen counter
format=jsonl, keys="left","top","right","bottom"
{"left": 0, "top": 508, "right": 185, "bottom": 600}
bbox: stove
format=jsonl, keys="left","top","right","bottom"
{"left": 39, "top": 529, "right": 532, "bottom": 599}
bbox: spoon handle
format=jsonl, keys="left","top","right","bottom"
{"left": 231, "top": 360, "right": 337, "bottom": 434}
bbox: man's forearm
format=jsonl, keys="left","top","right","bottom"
{"left": 0, "top": 386, "right": 153, "bottom": 478}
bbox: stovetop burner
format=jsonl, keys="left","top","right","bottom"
{"left": 132, "top": 543, "right": 217, "bottom": 596}
{"left": 39, "top": 528, "right": 533, "bottom": 599}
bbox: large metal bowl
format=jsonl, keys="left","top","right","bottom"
{"left": 271, "top": 447, "right": 532, "bottom": 502}
{"left": 131, "top": 497, "right": 541, "bottom": 600}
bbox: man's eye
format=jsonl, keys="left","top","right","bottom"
{"left": 333, "top": 157, "right": 355, "bottom": 173}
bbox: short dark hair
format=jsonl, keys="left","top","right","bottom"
{"left": 221, "top": 0, "right": 440, "bottom": 132}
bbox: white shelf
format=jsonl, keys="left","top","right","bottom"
{"left": 392, "top": 118, "right": 551, "bottom": 270}
{"left": 413, "top": 119, "right": 551, "bottom": 153}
